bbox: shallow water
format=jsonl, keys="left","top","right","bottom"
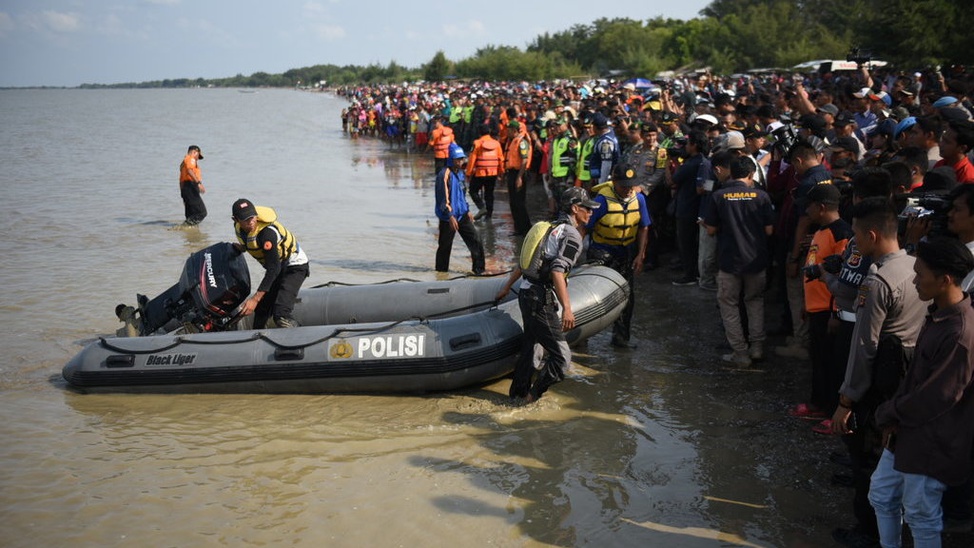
{"left": 3, "top": 88, "right": 964, "bottom": 547}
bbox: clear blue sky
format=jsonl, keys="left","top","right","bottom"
{"left": 0, "top": 0, "right": 712, "bottom": 87}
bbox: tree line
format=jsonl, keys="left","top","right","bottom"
{"left": 80, "top": 0, "right": 973, "bottom": 89}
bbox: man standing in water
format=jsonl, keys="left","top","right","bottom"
{"left": 232, "top": 198, "right": 309, "bottom": 329}
{"left": 178, "top": 145, "right": 206, "bottom": 226}
{"left": 495, "top": 187, "right": 597, "bottom": 403}
{"left": 435, "top": 143, "right": 485, "bottom": 275}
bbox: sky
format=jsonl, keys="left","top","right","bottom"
{"left": 0, "top": 0, "right": 713, "bottom": 88}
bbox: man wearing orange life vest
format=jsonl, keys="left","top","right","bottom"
{"left": 505, "top": 120, "right": 533, "bottom": 236}
{"left": 428, "top": 116, "right": 455, "bottom": 175}
{"left": 466, "top": 123, "right": 504, "bottom": 220}
{"left": 178, "top": 145, "right": 207, "bottom": 226}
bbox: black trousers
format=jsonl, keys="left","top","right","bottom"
{"left": 435, "top": 215, "right": 485, "bottom": 273}
{"left": 180, "top": 182, "right": 207, "bottom": 225}
{"left": 509, "top": 283, "right": 570, "bottom": 400}
{"left": 808, "top": 311, "right": 834, "bottom": 408}
{"left": 253, "top": 263, "right": 309, "bottom": 329}
{"left": 587, "top": 246, "right": 636, "bottom": 342}
{"left": 506, "top": 169, "right": 532, "bottom": 236}
{"left": 675, "top": 216, "right": 699, "bottom": 279}
{"left": 469, "top": 175, "right": 497, "bottom": 215}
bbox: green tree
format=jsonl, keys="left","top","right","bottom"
{"left": 424, "top": 51, "right": 451, "bottom": 82}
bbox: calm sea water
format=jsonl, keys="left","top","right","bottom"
{"left": 0, "top": 88, "right": 862, "bottom": 547}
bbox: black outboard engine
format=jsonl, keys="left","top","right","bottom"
{"left": 116, "top": 242, "right": 251, "bottom": 336}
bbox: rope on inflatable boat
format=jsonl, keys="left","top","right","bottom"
{"left": 97, "top": 298, "right": 504, "bottom": 354}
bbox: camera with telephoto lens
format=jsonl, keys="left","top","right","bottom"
{"left": 666, "top": 136, "right": 688, "bottom": 159}
{"left": 898, "top": 194, "right": 952, "bottom": 239}
{"left": 771, "top": 123, "right": 798, "bottom": 156}
{"left": 847, "top": 47, "right": 872, "bottom": 66}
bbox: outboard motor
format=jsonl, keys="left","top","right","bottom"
{"left": 116, "top": 242, "right": 251, "bottom": 336}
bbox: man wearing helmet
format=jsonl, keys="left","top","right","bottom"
{"left": 435, "top": 143, "right": 486, "bottom": 275}
{"left": 495, "top": 187, "right": 597, "bottom": 403}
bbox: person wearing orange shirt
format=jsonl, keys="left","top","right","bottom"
{"left": 465, "top": 123, "right": 504, "bottom": 220}
{"left": 794, "top": 183, "right": 853, "bottom": 434}
{"left": 178, "top": 145, "right": 206, "bottom": 226}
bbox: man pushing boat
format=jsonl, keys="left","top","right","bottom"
{"left": 231, "top": 198, "right": 310, "bottom": 329}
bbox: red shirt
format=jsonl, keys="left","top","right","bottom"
{"left": 933, "top": 156, "right": 974, "bottom": 184}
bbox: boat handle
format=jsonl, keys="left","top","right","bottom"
{"left": 449, "top": 333, "right": 481, "bottom": 351}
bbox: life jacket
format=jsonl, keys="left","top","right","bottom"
{"left": 234, "top": 206, "right": 297, "bottom": 267}
{"left": 551, "top": 135, "right": 577, "bottom": 178}
{"left": 591, "top": 186, "right": 641, "bottom": 247}
{"left": 505, "top": 133, "right": 532, "bottom": 171}
{"left": 576, "top": 138, "right": 595, "bottom": 182}
{"left": 519, "top": 220, "right": 561, "bottom": 283}
{"left": 471, "top": 137, "right": 502, "bottom": 177}
{"left": 179, "top": 154, "right": 200, "bottom": 184}
{"left": 432, "top": 126, "right": 454, "bottom": 159}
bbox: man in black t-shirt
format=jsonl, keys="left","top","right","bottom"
{"left": 703, "top": 157, "right": 775, "bottom": 366}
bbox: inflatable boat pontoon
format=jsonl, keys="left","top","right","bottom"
{"left": 62, "top": 243, "right": 629, "bottom": 394}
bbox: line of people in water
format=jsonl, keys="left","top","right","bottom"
{"left": 339, "top": 65, "right": 974, "bottom": 547}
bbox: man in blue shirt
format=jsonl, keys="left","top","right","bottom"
{"left": 435, "top": 143, "right": 485, "bottom": 275}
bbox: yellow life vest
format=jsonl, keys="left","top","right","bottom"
{"left": 234, "top": 206, "right": 297, "bottom": 266}
{"left": 592, "top": 186, "right": 641, "bottom": 246}
{"left": 519, "top": 221, "right": 558, "bottom": 282}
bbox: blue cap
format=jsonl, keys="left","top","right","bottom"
{"left": 933, "top": 96, "right": 959, "bottom": 108}
{"left": 894, "top": 116, "right": 916, "bottom": 140}
{"left": 448, "top": 142, "right": 466, "bottom": 160}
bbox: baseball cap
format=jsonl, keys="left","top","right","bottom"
{"left": 611, "top": 163, "right": 639, "bottom": 187}
{"left": 232, "top": 198, "right": 257, "bottom": 221}
{"left": 188, "top": 145, "right": 204, "bottom": 159}
{"left": 562, "top": 187, "right": 600, "bottom": 210}
{"left": 659, "top": 111, "right": 678, "bottom": 124}
{"left": 816, "top": 104, "right": 839, "bottom": 117}
{"left": 713, "top": 131, "right": 746, "bottom": 153}
{"left": 806, "top": 182, "right": 842, "bottom": 205}
{"left": 742, "top": 125, "right": 768, "bottom": 139}
{"left": 830, "top": 136, "right": 860, "bottom": 154}
{"left": 591, "top": 112, "right": 609, "bottom": 128}
{"left": 853, "top": 87, "right": 873, "bottom": 99}
{"left": 868, "top": 91, "right": 892, "bottom": 106}
{"left": 833, "top": 112, "right": 855, "bottom": 127}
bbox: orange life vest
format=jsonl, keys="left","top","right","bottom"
{"left": 470, "top": 136, "right": 503, "bottom": 177}
{"left": 505, "top": 132, "right": 532, "bottom": 171}
{"left": 179, "top": 153, "right": 200, "bottom": 185}
{"left": 432, "top": 126, "right": 455, "bottom": 159}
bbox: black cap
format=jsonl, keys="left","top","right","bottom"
{"left": 562, "top": 187, "right": 600, "bottom": 210}
{"left": 611, "top": 163, "right": 639, "bottom": 187}
{"left": 232, "top": 198, "right": 258, "bottom": 221}
{"left": 833, "top": 112, "right": 855, "bottom": 127}
{"left": 831, "top": 136, "right": 860, "bottom": 154}
{"left": 188, "top": 145, "right": 203, "bottom": 159}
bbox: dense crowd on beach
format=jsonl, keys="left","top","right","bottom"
{"left": 337, "top": 64, "right": 974, "bottom": 547}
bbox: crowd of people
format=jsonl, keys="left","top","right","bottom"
{"left": 338, "top": 64, "right": 974, "bottom": 547}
